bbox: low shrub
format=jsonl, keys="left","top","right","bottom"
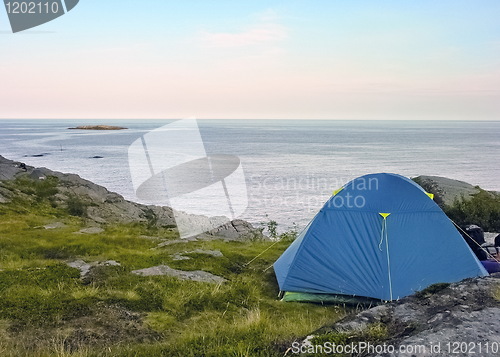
{"left": 444, "top": 190, "right": 500, "bottom": 231}
{"left": 65, "top": 195, "right": 89, "bottom": 217}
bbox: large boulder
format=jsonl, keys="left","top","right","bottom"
{"left": 299, "top": 276, "right": 500, "bottom": 357}
{"left": 413, "top": 175, "right": 482, "bottom": 206}
{"left": 0, "top": 155, "right": 26, "bottom": 180}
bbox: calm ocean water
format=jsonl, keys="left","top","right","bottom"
{"left": 0, "top": 119, "right": 499, "bottom": 230}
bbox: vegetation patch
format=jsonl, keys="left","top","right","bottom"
{"left": 413, "top": 177, "right": 500, "bottom": 231}
{"left": 0, "top": 178, "right": 346, "bottom": 356}
{"left": 65, "top": 195, "right": 90, "bottom": 217}
{"left": 444, "top": 190, "right": 500, "bottom": 232}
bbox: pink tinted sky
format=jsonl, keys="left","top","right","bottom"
{"left": 0, "top": 1, "right": 499, "bottom": 120}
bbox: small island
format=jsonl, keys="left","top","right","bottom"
{"left": 68, "top": 125, "right": 128, "bottom": 130}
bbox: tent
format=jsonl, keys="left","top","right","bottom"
{"left": 274, "top": 173, "right": 488, "bottom": 302}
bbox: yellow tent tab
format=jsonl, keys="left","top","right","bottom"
{"left": 333, "top": 187, "right": 344, "bottom": 196}
{"left": 379, "top": 213, "right": 391, "bottom": 219}
{"left": 426, "top": 193, "right": 434, "bottom": 200}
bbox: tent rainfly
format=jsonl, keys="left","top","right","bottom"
{"left": 274, "top": 173, "right": 488, "bottom": 303}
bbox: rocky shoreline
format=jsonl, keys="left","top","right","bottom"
{"left": 0, "top": 155, "right": 263, "bottom": 241}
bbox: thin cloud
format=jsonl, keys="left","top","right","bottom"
{"left": 200, "top": 23, "right": 287, "bottom": 48}
{"left": 256, "top": 8, "right": 281, "bottom": 22}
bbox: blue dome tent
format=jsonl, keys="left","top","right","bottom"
{"left": 274, "top": 173, "right": 488, "bottom": 302}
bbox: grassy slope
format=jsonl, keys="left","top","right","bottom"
{"left": 0, "top": 177, "right": 346, "bottom": 356}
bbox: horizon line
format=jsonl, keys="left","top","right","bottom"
{"left": 1, "top": 118, "right": 499, "bottom": 122}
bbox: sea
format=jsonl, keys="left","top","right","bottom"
{"left": 0, "top": 119, "right": 499, "bottom": 231}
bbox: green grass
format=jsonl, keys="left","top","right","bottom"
{"left": 0, "top": 178, "right": 346, "bottom": 356}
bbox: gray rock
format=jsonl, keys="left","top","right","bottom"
{"left": 413, "top": 175, "right": 482, "bottom": 206}
{"left": 0, "top": 156, "right": 26, "bottom": 180}
{"left": 76, "top": 227, "right": 104, "bottom": 234}
{"left": 131, "top": 265, "right": 226, "bottom": 283}
{"left": 303, "top": 276, "right": 500, "bottom": 357}
{"left": 67, "top": 259, "right": 121, "bottom": 278}
{"left": 386, "top": 307, "right": 500, "bottom": 357}
{"left": 102, "top": 260, "right": 121, "bottom": 267}
{"left": 171, "top": 253, "right": 191, "bottom": 261}
{"left": 29, "top": 169, "right": 47, "bottom": 180}
{"left": 197, "top": 219, "right": 266, "bottom": 241}
{"left": 43, "top": 222, "right": 66, "bottom": 229}
{"left": 157, "top": 239, "right": 193, "bottom": 247}
{"left": 170, "top": 249, "right": 224, "bottom": 261}
{"left": 67, "top": 259, "right": 92, "bottom": 277}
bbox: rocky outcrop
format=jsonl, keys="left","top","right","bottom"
{"left": 413, "top": 175, "right": 482, "bottom": 206}
{"left": 131, "top": 265, "right": 226, "bottom": 283}
{"left": 0, "top": 157, "right": 176, "bottom": 227}
{"left": 0, "top": 155, "right": 22, "bottom": 181}
{"left": 196, "top": 219, "right": 265, "bottom": 241}
{"left": 0, "top": 155, "right": 264, "bottom": 240}
{"left": 299, "top": 276, "right": 500, "bottom": 357}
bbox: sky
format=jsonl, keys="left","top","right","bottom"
{"left": 0, "top": 0, "right": 499, "bottom": 120}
